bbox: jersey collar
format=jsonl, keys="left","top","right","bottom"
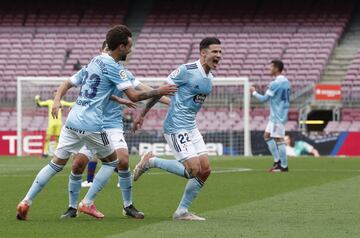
{"left": 275, "top": 74, "right": 285, "bottom": 81}
{"left": 102, "top": 53, "right": 114, "bottom": 61}
{"left": 102, "top": 53, "right": 126, "bottom": 67}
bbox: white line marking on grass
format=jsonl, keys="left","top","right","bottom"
{"left": 147, "top": 167, "right": 253, "bottom": 176}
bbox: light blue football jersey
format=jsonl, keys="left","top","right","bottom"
{"left": 266, "top": 75, "right": 291, "bottom": 124}
{"left": 66, "top": 54, "right": 132, "bottom": 132}
{"left": 103, "top": 70, "right": 140, "bottom": 130}
{"left": 164, "top": 60, "right": 213, "bottom": 134}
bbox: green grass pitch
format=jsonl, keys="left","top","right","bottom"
{"left": 1, "top": 155, "right": 360, "bottom": 238}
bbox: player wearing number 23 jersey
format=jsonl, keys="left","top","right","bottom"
{"left": 16, "top": 25, "right": 170, "bottom": 221}
{"left": 66, "top": 54, "right": 132, "bottom": 133}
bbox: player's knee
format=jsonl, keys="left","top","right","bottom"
{"left": 183, "top": 156, "right": 201, "bottom": 178}
{"left": 117, "top": 158, "right": 129, "bottom": 170}
{"left": 197, "top": 165, "right": 211, "bottom": 182}
{"left": 116, "top": 149, "right": 129, "bottom": 170}
{"left": 203, "top": 166, "right": 211, "bottom": 177}
{"left": 187, "top": 164, "right": 201, "bottom": 178}
{"left": 72, "top": 159, "right": 87, "bottom": 174}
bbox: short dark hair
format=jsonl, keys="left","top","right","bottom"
{"left": 271, "top": 59, "right": 284, "bottom": 72}
{"left": 101, "top": 40, "right": 107, "bottom": 51}
{"left": 106, "top": 25, "right": 132, "bottom": 51}
{"left": 199, "top": 37, "right": 221, "bottom": 51}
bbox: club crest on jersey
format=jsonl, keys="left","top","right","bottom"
{"left": 170, "top": 68, "right": 180, "bottom": 79}
{"left": 193, "top": 94, "right": 207, "bottom": 104}
{"left": 119, "top": 70, "right": 128, "bottom": 80}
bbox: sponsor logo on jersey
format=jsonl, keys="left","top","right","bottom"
{"left": 193, "top": 94, "right": 207, "bottom": 104}
{"left": 76, "top": 99, "right": 90, "bottom": 106}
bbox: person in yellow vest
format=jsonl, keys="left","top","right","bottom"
{"left": 35, "top": 91, "right": 74, "bottom": 157}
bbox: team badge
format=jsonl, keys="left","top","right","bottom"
{"left": 193, "top": 94, "right": 207, "bottom": 104}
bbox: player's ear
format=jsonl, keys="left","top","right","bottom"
{"left": 117, "top": 44, "right": 124, "bottom": 50}
{"left": 115, "top": 43, "right": 125, "bottom": 52}
{"left": 200, "top": 48, "right": 207, "bottom": 57}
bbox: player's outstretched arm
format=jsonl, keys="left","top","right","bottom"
{"left": 61, "top": 100, "right": 75, "bottom": 108}
{"left": 124, "top": 84, "right": 176, "bottom": 102}
{"left": 132, "top": 95, "right": 162, "bottom": 132}
{"left": 137, "top": 83, "right": 171, "bottom": 105}
{"left": 304, "top": 141, "right": 320, "bottom": 157}
{"left": 34, "top": 95, "right": 48, "bottom": 107}
{"left": 131, "top": 82, "right": 174, "bottom": 132}
{"left": 311, "top": 148, "right": 320, "bottom": 157}
{"left": 110, "top": 95, "right": 137, "bottom": 109}
{"left": 250, "top": 86, "right": 270, "bottom": 103}
{"left": 52, "top": 80, "right": 74, "bottom": 119}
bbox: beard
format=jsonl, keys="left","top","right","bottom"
{"left": 119, "top": 53, "right": 127, "bottom": 61}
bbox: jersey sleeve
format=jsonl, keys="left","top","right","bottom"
{"left": 126, "top": 69, "right": 141, "bottom": 88}
{"left": 69, "top": 67, "right": 87, "bottom": 86}
{"left": 61, "top": 100, "right": 75, "bottom": 107}
{"left": 132, "top": 78, "right": 141, "bottom": 88}
{"left": 301, "top": 141, "right": 314, "bottom": 153}
{"left": 37, "top": 99, "right": 50, "bottom": 107}
{"left": 166, "top": 65, "right": 187, "bottom": 86}
{"left": 265, "top": 81, "right": 280, "bottom": 97}
{"left": 106, "top": 63, "right": 132, "bottom": 91}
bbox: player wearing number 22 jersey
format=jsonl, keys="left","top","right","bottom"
{"left": 163, "top": 61, "right": 212, "bottom": 134}
{"left": 132, "top": 37, "right": 222, "bottom": 221}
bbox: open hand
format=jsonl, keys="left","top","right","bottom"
{"left": 122, "top": 99, "right": 137, "bottom": 109}
{"left": 132, "top": 116, "right": 144, "bottom": 133}
{"left": 51, "top": 100, "right": 62, "bottom": 119}
{"left": 250, "top": 86, "right": 256, "bottom": 94}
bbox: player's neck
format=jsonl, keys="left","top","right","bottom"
{"left": 199, "top": 59, "right": 211, "bottom": 75}
{"left": 273, "top": 72, "right": 281, "bottom": 78}
{"left": 108, "top": 51, "right": 120, "bottom": 62}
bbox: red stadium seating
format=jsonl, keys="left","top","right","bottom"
{"left": 343, "top": 50, "right": 360, "bottom": 101}
{"left": 128, "top": 0, "right": 351, "bottom": 97}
